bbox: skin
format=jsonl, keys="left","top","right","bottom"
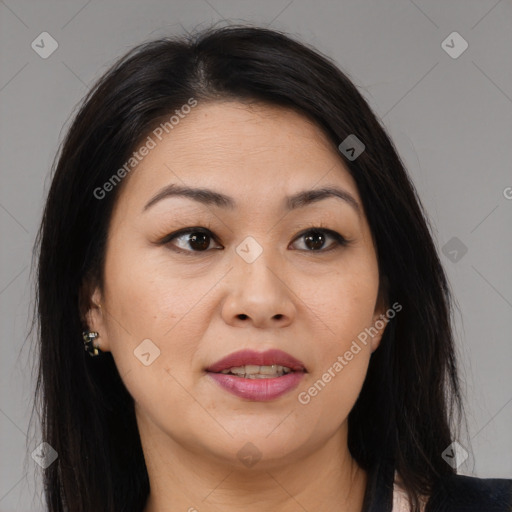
{"left": 85, "top": 101, "right": 388, "bottom": 512}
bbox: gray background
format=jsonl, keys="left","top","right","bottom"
{"left": 1, "top": 0, "right": 511, "bottom": 510}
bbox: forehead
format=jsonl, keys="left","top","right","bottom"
{"left": 117, "top": 100, "right": 361, "bottom": 212}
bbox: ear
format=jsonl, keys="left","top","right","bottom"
{"left": 370, "top": 275, "right": 390, "bottom": 353}
{"left": 79, "top": 277, "right": 111, "bottom": 353}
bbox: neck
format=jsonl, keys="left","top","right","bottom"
{"left": 140, "top": 412, "right": 367, "bottom": 512}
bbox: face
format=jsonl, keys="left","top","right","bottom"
{"left": 86, "top": 100, "right": 387, "bottom": 469}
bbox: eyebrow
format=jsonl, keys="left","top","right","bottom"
{"left": 143, "top": 183, "right": 360, "bottom": 214}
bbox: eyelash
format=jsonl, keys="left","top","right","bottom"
{"left": 158, "top": 223, "right": 351, "bottom": 256}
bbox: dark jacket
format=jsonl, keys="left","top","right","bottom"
{"left": 425, "top": 473, "right": 512, "bottom": 512}
{"left": 363, "top": 460, "right": 512, "bottom": 511}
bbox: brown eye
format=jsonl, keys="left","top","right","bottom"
{"left": 304, "top": 230, "right": 326, "bottom": 250}
{"left": 291, "top": 228, "right": 348, "bottom": 252}
{"left": 162, "top": 228, "right": 222, "bottom": 254}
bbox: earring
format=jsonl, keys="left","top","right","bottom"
{"left": 82, "top": 330, "right": 102, "bottom": 357}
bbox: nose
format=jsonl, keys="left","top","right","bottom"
{"left": 221, "top": 250, "right": 296, "bottom": 329}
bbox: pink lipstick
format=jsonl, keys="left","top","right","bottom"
{"left": 205, "top": 349, "right": 306, "bottom": 401}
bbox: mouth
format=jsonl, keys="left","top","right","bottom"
{"left": 205, "top": 349, "right": 307, "bottom": 401}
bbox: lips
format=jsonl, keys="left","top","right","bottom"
{"left": 206, "top": 349, "right": 307, "bottom": 373}
{"left": 205, "top": 349, "right": 307, "bottom": 401}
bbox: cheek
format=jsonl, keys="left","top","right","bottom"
{"left": 297, "top": 275, "right": 377, "bottom": 423}
{"left": 307, "top": 260, "right": 380, "bottom": 344}
{"left": 104, "top": 236, "right": 206, "bottom": 336}
{"left": 293, "top": 264, "right": 378, "bottom": 428}
{"left": 101, "top": 240, "right": 215, "bottom": 391}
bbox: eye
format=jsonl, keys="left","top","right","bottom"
{"left": 161, "top": 227, "right": 221, "bottom": 254}
{"left": 290, "top": 227, "right": 349, "bottom": 252}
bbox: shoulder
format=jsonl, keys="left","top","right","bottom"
{"left": 425, "top": 473, "right": 512, "bottom": 512}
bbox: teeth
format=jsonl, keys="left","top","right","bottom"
{"left": 243, "top": 364, "right": 261, "bottom": 375}
{"left": 219, "top": 364, "right": 293, "bottom": 378}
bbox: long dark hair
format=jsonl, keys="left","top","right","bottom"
{"left": 30, "top": 23, "right": 466, "bottom": 511}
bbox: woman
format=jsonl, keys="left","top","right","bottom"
{"left": 32, "top": 24, "right": 511, "bottom": 511}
